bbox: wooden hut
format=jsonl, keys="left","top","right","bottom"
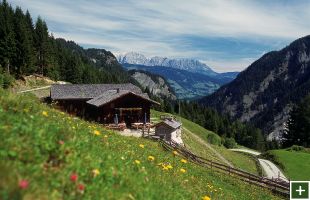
{"left": 50, "top": 83, "right": 159, "bottom": 128}
{"left": 155, "top": 119, "right": 182, "bottom": 144}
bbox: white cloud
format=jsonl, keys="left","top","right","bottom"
{"left": 9, "top": 0, "right": 310, "bottom": 72}
{"left": 203, "top": 58, "right": 257, "bottom": 73}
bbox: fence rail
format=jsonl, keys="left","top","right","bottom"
{"left": 158, "top": 139, "right": 290, "bottom": 197}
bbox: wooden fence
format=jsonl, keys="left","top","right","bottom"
{"left": 158, "top": 139, "right": 290, "bottom": 198}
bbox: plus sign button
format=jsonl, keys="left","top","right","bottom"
{"left": 291, "top": 181, "right": 309, "bottom": 199}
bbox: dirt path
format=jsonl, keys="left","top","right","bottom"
{"left": 258, "top": 159, "right": 288, "bottom": 182}
{"left": 17, "top": 85, "right": 51, "bottom": 93}
{"left": 229, "top": 148, "right": 261, "bottom": 156}
{"left": 230, "top": 148, "right": 288, "bottom": 182}
{"left": 183, "top": 127, "right": 234, "bottom": 167}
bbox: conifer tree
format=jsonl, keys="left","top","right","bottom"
{"left": 34, "top": 16, "right": 50, "bottom": 75}
{"left": 283, "top": 95, "right": 310, "bottom": 147}
{"left": 0, "top": 0, "right": 16, "bottom": 74}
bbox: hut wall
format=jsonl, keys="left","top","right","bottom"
{"left": 171, "top": 128, "right": 182, "bottom": 143}
{"left": 155, "top": 124, "right": 174, "bottom": 141}
{"left": 53, "top": 93, "right": 153, "bottom": 125}
{"left": 97, "top": 94, "right": 152, "bottom": 124}
{"left": 55, "top": 99, "right": 90, "bottom": 117}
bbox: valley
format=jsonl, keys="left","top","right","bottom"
{"left": 118, "top": 53, "right": 238, "bottom": 99}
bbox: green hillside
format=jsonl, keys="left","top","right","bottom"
{"left": 263, "top": 149, "right": 310, "bottom": 181}
{"left": 0, "top": 89, "right": 281, "bottom": 200}
{"left": 151, "top": 110, "right": 260, "bottom": 175}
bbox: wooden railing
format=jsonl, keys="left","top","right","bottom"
{"left": 158, "top": 139, "right": 290, "bottom": 198}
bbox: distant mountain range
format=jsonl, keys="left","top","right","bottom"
{"left": 117, "top": 52, "right": 238, "bottom": 99}
{"left": 201, "top": 35, "right": 310, "bottom": 140}
{"left": 117, "top": 52, "right": 217, "bottom": 76}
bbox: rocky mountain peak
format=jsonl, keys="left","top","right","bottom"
{"left": 201, "top": 35, "right": 310, "bottom": 140}
{"left": 117, "top": 52, "right": 217, "bottom": 76}
{"left": 117, "top": 52, "right": 148, "bottom": 65}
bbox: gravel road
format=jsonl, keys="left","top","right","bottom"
{"left": 230, "top": 148, "right": 288, "bottom": 182}
{"left": 258, "top": 158, "right": 288, "bottom": 182}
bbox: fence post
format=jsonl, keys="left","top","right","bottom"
{"left": 210, "top": 161, "right": 213, "bottom": 170}
{"left": 228, "top": 166, "right": 231, "bottom": 175}
{"left": 274, "top": 183, "right": 277, "bottom": 193}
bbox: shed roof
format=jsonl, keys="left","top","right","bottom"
{"left": 86, "top": 90, "right": 159, "bottom": 107}
{"left": 50, "top": 83, "right": 142, "bottom": 100}
{"left": 156, "top": 119, "right": 182, "bottom": 129}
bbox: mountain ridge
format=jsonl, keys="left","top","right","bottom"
{"left": 118, "top": 52, "right": 238, "bottom": 99}
{"left": 200, "top": 35, "right": 310, "bottom": 140}
{"left": 123, "top": 63, "right": 237, "bottom": 99}
{"left": 128, "top": 69, "right": 177, "bottom": 100}
{"left": 117, "top": 52, "right": 217, "bottom": 76}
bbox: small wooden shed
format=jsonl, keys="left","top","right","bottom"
{"left": 155, "top": 119, "right": 182, "bottom": 144}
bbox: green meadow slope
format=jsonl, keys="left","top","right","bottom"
{"left": 263, "top": 149, "right": 310, "bottom": 181}
{"left": 151, "top": 110, "right": 260, "bottom": 175}
{"left": 0, "top": 90, "right": 281, "bottom": 200}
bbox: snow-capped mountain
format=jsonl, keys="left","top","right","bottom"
{"left": 117, "top": 52, "right": 148, "bottom": 66}
{"left": 117, "top": 52, "right": 217, "bottom": 76}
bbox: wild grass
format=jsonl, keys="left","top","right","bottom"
{"left": 212, "top": 146, "right": 260, "bottom": 175}
{"left": 264, "top": 150, "right": 310, "bottom": 181}
{"left": 0, "top": 90, "right": 281, "bottom": 199}
{"left": 151, "top": 110, "right": 260, "bottom": 175}
{"left": 151, "top": 110, "right": 221, "bottom": 145}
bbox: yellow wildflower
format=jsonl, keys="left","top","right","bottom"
{"left": 180, "top": 159, "right": 187, "bottom": 163}
{"left": 166, "top": 164, "right": 173, "bottom": 169}
{"left": 180, "top": 168, "right": 186, "bottom": 173}
{"left": 173, "top": 151, "right": 178, "bottom": 156}
{"left": 139, "top": 144, "right": 145, "bottom": 148}
{"left": 103, "top": 135, "right": 108, "bottom": 138}
{"left": 134, "top": 160, "right": 141, "bottom": 165}
{"left": 202, "top": 196, "right": 211, "bottom": 200}
{"left": 148, "top": 156, "right": 155, "bottom": 161}
{"left": 93, "top": 130, "right": 101, "bottom": 135}
{"left": 162, "top": 166, "right": 169, "bottom": 170}
{"left": 92, "top": 169, "right": 100, "bottom": 177}
{"left": 42, "top": 111, "right": 48, "bottom": 117}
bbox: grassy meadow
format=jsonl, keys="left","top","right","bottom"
{"left": 0, "top": 90, "right": 282, "bottom": 200}
{"left": 151, "top": 110, "right": 260, "bottom": 175}
{"left": 265, "top": 149, "right": 310, "bottom": 181}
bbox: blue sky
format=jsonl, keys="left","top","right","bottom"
{"left": 9, "top": 0, "right": 310, "bottom": 72}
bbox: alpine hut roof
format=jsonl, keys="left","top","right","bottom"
{"left": 87, "top": 90, "right": 160, "bottom": 107}
{"left": 50, "top": 83, "right": 142, "bottom": 100}
{"left": 50, "top": 83, "right": 160, "bottom": 106}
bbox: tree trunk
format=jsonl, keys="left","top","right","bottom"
{"left": 6, "top": 60, "right": 10, "bottom": 74}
